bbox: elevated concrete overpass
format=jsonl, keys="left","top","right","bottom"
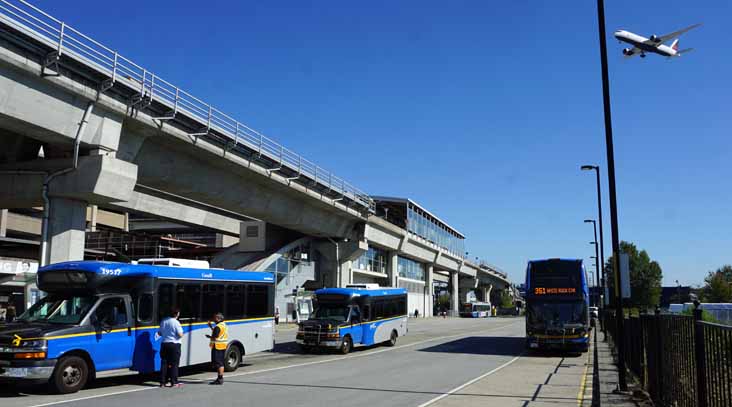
{"left": 0, "top": 1, "right": 511, "bottom": 315}
{"left": 0, "top": 2, "right": 373, "bottom": 263}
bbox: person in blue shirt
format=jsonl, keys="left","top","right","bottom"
{"left": 158, "top": 307, "right": 184, "bottom": 388}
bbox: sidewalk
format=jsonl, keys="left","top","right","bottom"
{"left": 427, "top": 330, "right": 642, "bottom": 406}
{"left": 594, "top": 331, "right": 652, "bottom": 406}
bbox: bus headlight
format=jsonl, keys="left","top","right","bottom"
{"left": 21, "top": 340, "right": 47, "bottom": 349}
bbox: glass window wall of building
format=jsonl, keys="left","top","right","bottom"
{"left": 407, "top": 205, "right": 465, "bottom": 257}
{"left": 353, "top": 247, "right": 388, "bottom": 274}
{"left": 397, "top": 256, "right": 425, "bottom": 281}
{"left": 263, "top": 241, "right": 312, "bottom": 283}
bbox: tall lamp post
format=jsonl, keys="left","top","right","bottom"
{"left": 594, "top": 0, "right": 627, "bottom": 391}
{"left": 585, "top": 220, "right": 601, "bottom": 310}
{"left": 581, "top": 165, "right": 606, "bottom": 308}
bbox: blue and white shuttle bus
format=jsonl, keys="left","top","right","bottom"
{"left": 296, "top": 286, "right": 407, "bottom": 354}
{"left": 0, "top": 261, "right": 275, "bottom": 393}
{"left": 460, "top": 302, "right": 492, "bottom": 318}
{"left": 525, "top": 259, "right": 590, "bottom": 352}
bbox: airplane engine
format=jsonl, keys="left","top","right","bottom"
{"left": 622, "top": 48, "right": 634, "bottom": 56}
{"left": 649, "top": 35, "right": 660, "bottom": 42}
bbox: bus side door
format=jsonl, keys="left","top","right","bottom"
{"left": 90, "top": 295, "right": 135, "bottom": 371}
{"left": 349, "top": 306, "right": 364, "bottom": 344}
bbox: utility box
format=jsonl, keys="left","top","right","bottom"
{"left": 238, "top": 221, "right": 265, "bottom": 252}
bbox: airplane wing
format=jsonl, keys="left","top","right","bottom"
{"left": 653, "top": 23, "right": 702, "bottom": 44}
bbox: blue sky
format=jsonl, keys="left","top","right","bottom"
{"left": 34, "top": 0, "right": 731, "bottom": 286}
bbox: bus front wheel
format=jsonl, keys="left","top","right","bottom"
{"left": 51, "top": 356, "right": 89, "bottom": 394}
{"left": 340, "top": 336, "right": 352, "bottom": 355}
{"left": 224, "top": 346, "right": 242, "bottom": 372}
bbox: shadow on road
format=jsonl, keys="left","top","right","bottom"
{"left": 220, "top": 379, "right": 579, "bottom": 403}
{"left": 418, "top": 336, "right": 525, "bottom": 356}
{"left": 0, "top": 363, "right": 252, "bottom": 397}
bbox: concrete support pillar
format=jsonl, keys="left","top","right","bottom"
{"left": 388, "top": 251, "right": 399, "bottom": 288}
{"left": 215, "top": 233, "right": 239, "bottom": 248}
{"left": 451, "top": 271, "right": 459, "bottom": 317}
{"left": 485, "top": 284, "right": 493, "bottom": 307}
{"left": 0, "top": 209, "right": 7, "bottom": 237}
{"left": 88, "top": 205, "right": 98, "bottom": 232}
{"left": 46, "top": 197, "right": 87, "bottom": 264}
{"left": 338, "top": 260, "right": 353, "bottom": 287}
{"left": 425, "top": 265, "right": 434, "bottom": 317}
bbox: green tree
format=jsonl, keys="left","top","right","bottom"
{"left": 702, "top": 265, "right": 732, "bottom": 302}
{"left": 500, "top": 291, "right": 514, "bottom": 308}
{"left": 605, "top": 241, "right": 663, "bottom": 308}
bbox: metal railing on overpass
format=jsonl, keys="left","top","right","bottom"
{"left": 0, "top": 0, "right": 375, "bottom": 214}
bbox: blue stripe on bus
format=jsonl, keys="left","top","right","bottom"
{"left": 39, "top": 261, "right": 275, "bottom": 283}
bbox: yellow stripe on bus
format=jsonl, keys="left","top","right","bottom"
{"left": 14, "top": 317, "right": 274, "bottom": 342}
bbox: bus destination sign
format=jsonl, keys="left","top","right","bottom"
{"left": 534, "top": 287, "right": 576, "bottom": 295}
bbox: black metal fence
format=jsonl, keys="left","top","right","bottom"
{"left": 604, "top": 308, "right": 732, "bottom": 407}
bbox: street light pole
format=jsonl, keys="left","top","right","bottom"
{"left": 585, "top": 220, "right": 600, "bottom": 309}
{"left": 594, "top": 0, "right": 627, "bottom": 391}
{"left": 581, "top": 165, "right": 606, "bottom": 315}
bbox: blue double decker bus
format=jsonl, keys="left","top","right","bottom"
{"left": 296, "top": 285, "right": 407, "bottom": 354}
{"left": 524, "top": 259, "right": 590, "bottom": 352}
{"left": 0, "top": 261, "right": 275, "bottom": 393}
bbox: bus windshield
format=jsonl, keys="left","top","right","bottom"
{"left": 17, "top": 294, "right": 95, "bottom": 325}
{"left": 311, "top": 303, "right": 350, "bottom": 321}
{"left": 527, "top": 301, "right": 586, "bottom": 328}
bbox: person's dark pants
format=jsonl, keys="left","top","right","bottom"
{"left": 160, "top": 342, "right": 181, "bottom": 385}
{"left": 211, "top": 348, "right": 225, "bottom": 370}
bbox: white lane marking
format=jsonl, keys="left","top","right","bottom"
{"left": 25, "top": 387, "right": 152, "bottom": 407}
{"left": 415, "top": 353, "right": 523, "bottom": 407}
{"left": 188, "top": 320, "right": 523, "bottom": 381}
{"left": 27, "top": 320, "right": 522, "bottom": 407}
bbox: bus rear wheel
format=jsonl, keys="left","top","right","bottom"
{"left": 386, "top": 330, "right": 398, "bottom": 347}
{"left": 224, "top": 346, "right": 242, "bottom": 372}
{"left": 340, "top": 336, "right": 352, "bottom": 355}
{"left": 51, "top": 356, "right": 89, "bottom": 394}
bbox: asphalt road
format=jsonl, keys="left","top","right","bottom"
{"left": 0, "top": 317, "right": 591, "bottom": 407}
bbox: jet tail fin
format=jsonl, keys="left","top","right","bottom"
{"left": 670, "top": 39, "right": 679, "bottom": 50}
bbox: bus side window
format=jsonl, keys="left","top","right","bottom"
{"left": 95, "top": 297, "right": 128, "bottom": 327}
{"left": 398, "top": 298, "right": 407, "bottom": 316}
{"left": 363, "top": 305, "right": 371, "bottom": 321}
{"left": 177, "top": 284, "right": 202, "bottom": 322}
{"left": 158, "top": 284, "right": 174, "bottom": 322}
{"left": 373, "top": 301, "right": 384, "bottom": 320}
{"left": 226, "top": 284, "right": 245, "bottom": 319}
{"left": 138, "top": 294, "right": 153, "bottom": 324}
{"left": 385, "top": 299, "right": 396, "bottom": 318}
{"left": 246, "top": 284, "right": 269, "bottom": 317}
{"left": 202, "top": 284, "right": 225, "bottom": 320}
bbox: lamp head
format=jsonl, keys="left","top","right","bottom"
{"left": 581, "top": 165, "right": 596, "bottom": 171}
{"left": 584, "top": 219, "right": 594, "bottom": 223}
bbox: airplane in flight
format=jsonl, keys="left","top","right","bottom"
{"left": 614, "top": 24, "right": 701, "bottom": 58}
